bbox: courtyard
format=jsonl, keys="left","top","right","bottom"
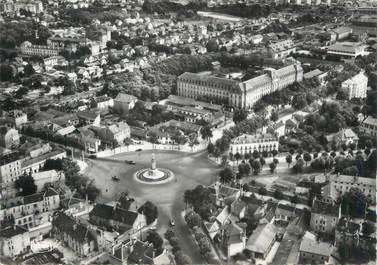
{"left": 83, "top": 150, "right": 221, "bottom": 263}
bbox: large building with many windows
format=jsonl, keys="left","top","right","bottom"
{"left": 229, "top": 133, "right": 279, "bottom": 155}
{"left": 177, "top": 64, "right": 303, "bottom": 109}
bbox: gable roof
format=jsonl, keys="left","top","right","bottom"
{"left": 299, "top": 232, "right": 333, "bottom": 257}
{"left": 246, "top": 223, "right": 278, "bottom": 254}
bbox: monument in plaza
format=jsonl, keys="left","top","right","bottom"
{"left": 135, "top": 153, "right": 174, "bottom": 184}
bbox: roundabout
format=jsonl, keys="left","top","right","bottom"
{"left": 134, "top": 153, "right": 175, "bottom": 184}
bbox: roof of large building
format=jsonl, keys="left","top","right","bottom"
{"left": 178, "top": 72, "right": 239, "bottom": 91}
{"left": 23, "top": 188, "right": 58, "bottom": 205}
{"left": 231, "top": 133, "right": 278, "bottom": 145}
{"left": 299, "top": 232, "right": 333, "bottom": 257}
{"left": 90, "top": 203, "right": 139, "bottom": 227}
{"left": 0, "top": 226, "right": 28, "bottom": 238}
{"left": 21, "top": 149, "right": 65, "bottom": 168}
{"left": 327, "top": 42, "right": 366, "bottom": 53}
{"left": 114, "top": 93, "right": 137, "bottom": 103}
{"left": 329, "top": 174, "right": 375, "bottom": 186}
{"left": 246, "top": 222, "right": 278, "bottom": 254}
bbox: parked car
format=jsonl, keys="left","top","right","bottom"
{"left": 112, "top": 176, "right": 120, "bottom": 181}
{"left": 125, "top": 160, "right": 136, "bottom": 165}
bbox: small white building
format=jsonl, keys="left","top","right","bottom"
{"left": 341, "top": 72, "right": 368, "bottom": 100}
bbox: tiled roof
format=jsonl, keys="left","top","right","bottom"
{"left": 246, "top": 223, "right": 278, "bottom": 254}
{"left": 299, "top": 232, "right": 333, "bottom": 257}
{"left": 0, "top": 226, "right": 28, "bottom": 238}
{"left": 90, "top": 204, "right": 138, "bottom": 226}
{"left": 115, "top": 93, "right": 137, "bottom": 103}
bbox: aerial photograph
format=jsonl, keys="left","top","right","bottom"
{"left": 0, "top": 0, "right": 376, "bottom": 264}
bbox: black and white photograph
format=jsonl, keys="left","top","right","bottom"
{"left": 0, "top": 0, "right": 376, "bottom": 264}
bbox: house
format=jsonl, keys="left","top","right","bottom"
{"left": 218, "top": 222, "right": 247, "bottom": 259}
{"left": 299, "top": 231, "right": 334, "bottom": 264}
{"left": 229, "top": 133, "right": 279, "bottom": 156}
{"left": 93, "top": 95, "right": 114, "bottom": 110}
{"left": 0, "top": 126, "right": 20, "bottom": 148}
{"left": 245, "top": 221, "right": 278, "bottom": 260}
{"left": 77, "top": 128, "right": 101, "bottom": 153}
{"left": 230, "top": 199, "right": 247, "bottom": 220}
{"left": 4, "top": 110, "right": 27, "bottom": 128}
{"left": 310, "top": 198, "right": 340, "bottom": 234}
{"left": 52, "top": 212, "right": 97, "bottom": 257}
{"left": 89, "top": 203, "right": 146, "bottom": 233}
{"left": 209, "top": 182, "right": 241, "bottom": 207}
{"left": 93, "top": 121, "right": 130, "bottom": 146}
{"left": 274, "top": 203, "right": 295, "bottom": 224}
{"left": 327, "top": 128, "right": 359, "bottom": 147}
{"left": 77, "top": 111, "right": 100, "bottom": 126}
{"left": 0, "top": 226, "right": 30, "bottom": 258}
{"left": 359, "top": 116, "right": 377, "bottom": 137}
{"left": 113, "top": 93, "right": 138, "bottom": 115}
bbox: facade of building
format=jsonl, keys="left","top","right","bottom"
{"left": 0, "top": 155, "right": 22, "bottom": 187}
{"left": 229, "top": 133, "right": 279, "bottom": 155}
{"left": 93, "top": 121, "right": 130, "bottom": 146}
{"left": 327, "top": 174, "right": 376, "bottom": 203}
{"left": 341, "top": 72, "right": 368, "bottom": 100}
{"left": 177, "top": 64, "right": 303, "bottom": 109}
{"left": 359, "top": 116, "right": 377, "bottom": 137}
{"left": 0, "top": 226, "right": 30, "bottom": 258}
{"left": 0, "top": 188, "right": 60, "bottom": 229}
{"left": 20, "top": 41, "right": 61, "bottom": 57}
{"left": 2, "top": 1, "right": 43, "bottom": 14}
{"left": 0, "top": 126, "right": 20, "bottom": 149}
{"left": 21, "top": 149, "right": 66, "bottom": 175}
{"left": 310, "top": 198, "right": 340, "bottom": 234}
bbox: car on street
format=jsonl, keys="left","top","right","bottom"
{"left": 170, "top": 219, "right": 175, "bottom": 226}
{"left": 125, "top": 160, "right": 136, "bottom": 165}
{"left": 136, "top": 148, "right": 143, "bottom": 151}
{"left": 112, "top": 176, "right": 120, "bottom": 181}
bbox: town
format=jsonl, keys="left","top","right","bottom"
{"left": 0, "top": 0, "right": 376, "bottom": 264}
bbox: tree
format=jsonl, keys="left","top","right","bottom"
{"left": 340, "top": 188, "right": 367, "bottom": 218}
{"left": 15, "top": 173, "right": 37, "bottom": 196}
{"left": 291, "top": 195, "right": 298, "bottom": 204}
{"left": 269, "top": 162, "right": 277, "bottom": 173}
{"left": 138, "top": 201, "right": 158, "bottom": 225}
{"left": 207, "top": 142, "right": 215, "bottom": 154}
{"left": 272, "top": 149, "right": 278, "bottom": 157}
{"left": 206, "top": 38, "right": 219, "bottom": 52}
{"left": 292, "top": 94, "right": 308, "bottom": 110}
{"left": 238, "top": 162, "right": 251, "bottom": 177}
{"left": 200, "top": 125, "right": 213, "bottom": 140}
{"left": 286, "top": 154, "right": 292, "bottom": 168}
{"left": 0, "top": 64, "right": 14, "bottom": 82}
{"left": 233, "top": 108, "right": 248, "bottom": 123}
{"left": 146, "top": 230, "right": 163, "bottom": 255}
{"left": 24, "top": 63, "right": 35, "bottom": 76}
{"left": 303, "top": 152, "right": 312, "bottom": 166}
{"left": 251, "top": 159, "right": 262, "bottom": 175}
{"left": 292, "top": 159, "right": 304, "bottom": 173}
{"left": 258, "top": 187, "right": 267, "bottom": 196}
{"left": 270, "top": 111, "right": 279, "bottom": 122}
{"left": 219, "top": 167, "right": 234, "bottom": 183}
{"left": 362, "top": 221, "right": 375, "bottom": 237}
{"left": 185, "top": 211, "right": 202, "bottom": 228}
{"left": 234, "top": 152, "right": 242, "bottom": 163}
{"left": 273, "top": 190, "right": 283, "bottom": 200}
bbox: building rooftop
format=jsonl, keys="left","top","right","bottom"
{"left": 114, "top": 93, "right": 137, "bottom": 103}
{"left": 0, "top": 226, "right": 28, "bottom": 238}
{"left": 231, "top": 133, "right": 277, "bottom": 145}
{"left": 299, "top": 232, "right": 333, "bottom": 257}
{"left": 90, "top": 203, "right": 139, "bottom": 227}
{"left": 246, "top": 222, "right": 278, "bottom": 254}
